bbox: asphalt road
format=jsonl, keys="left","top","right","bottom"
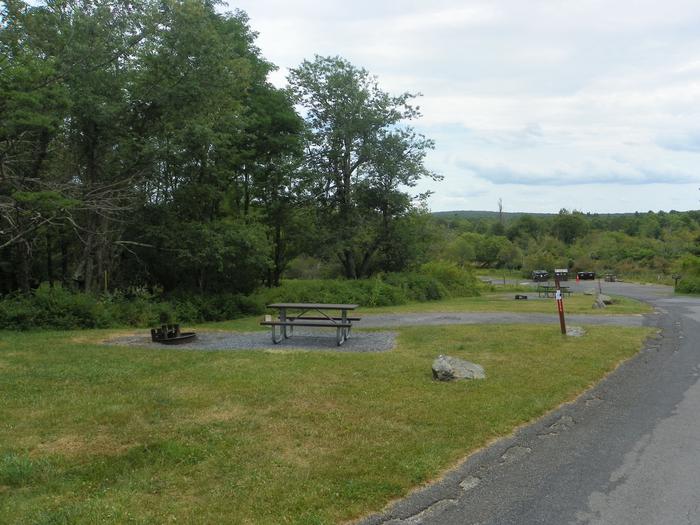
{"left": 359, "top": 281, "right": 700, "bottom": 525}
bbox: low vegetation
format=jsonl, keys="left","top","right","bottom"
{"left": 0, "top": 324, "right": 652, "bottom": 524}
{"left": 0, "top": 264, "right": 479, "bottom": 331}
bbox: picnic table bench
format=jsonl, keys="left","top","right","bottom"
{"left": 260, "top": 303, "right": 360, "bottom": 346}
{"left": 537, "top": 285, "right": 572, "bottom": 298}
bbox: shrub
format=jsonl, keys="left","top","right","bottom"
{"left": 381, "top": 272, "right": 447, "bottom": 301}
{"left": 255, "top": 279, "right": 408, "bottom": 307}
{"left": 0, "top": 285, "right": 265, "bottom": 330}
{"left": 676, "top": 276, "right": 700, "bottom": 294}
{"left": 0, "top": 268, "right": 479, "bottom": 331}
{"left": 419, "top": 261, "right": 479, "bottom": 297}
{"left": 167, "top": 293, "right": 264, "bottom": 323}
{"left": 0, "top": 284, "right": 111, "bottom": 330}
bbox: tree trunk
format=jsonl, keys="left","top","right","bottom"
{"left": 60, "top": 237, "right": 69, "bottom": 286}
{"left": 82, "top": 232, "right": 95, "bottom": 293}
{"left": 46, "top": 231, "right": 54, "bottom": 288}
{"left": 340, "top": 249, "right": 357, "bottom": 279}
{"left": 16, "top": 241, "right": 31, "bottom": 293}
{"left": 272, "top": 222, "right": 283, "bottom": 287}
{"left": 243, "top": 168, "right": 250, "bottom": 216}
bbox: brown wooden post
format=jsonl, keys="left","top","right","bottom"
{"left": 554, "top": 276, "right": 567, "bottom": 335}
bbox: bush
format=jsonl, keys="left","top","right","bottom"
{"left": 0, "top": 285, "right": 265, "bottom": 331}
{"left": 419, "top": 261, "right": 479, "bottom": 297}
{"left": 255, "top": 279, "right": 408, "bottom": 307}
{"left": 381, "top": 272, "right": 447, "bottom": 301}
{"left": 167, "top": 293, "right": 264, "bottom": 323}
{"left": 0, "top": 267, "right": 480, "bottom": 331}
{"left": 676, "top": 276, "right": 700, "bottom": 294}
{"left": 0, "top": 284, "right": 111, "bottom": 330}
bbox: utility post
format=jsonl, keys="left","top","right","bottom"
{"left": 554, "top": 276, "right": 567, "bottom": 335}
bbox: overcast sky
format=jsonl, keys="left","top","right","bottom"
{"left": 228, "top": 0, "right": 700, "bottom": 214}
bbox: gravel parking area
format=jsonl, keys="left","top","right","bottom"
{"left": 106, "top": 329, "right": 397, "bottom": 353}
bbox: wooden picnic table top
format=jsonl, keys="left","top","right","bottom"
{"left": 266, "top": 303, "right": 359, "bottom": 310}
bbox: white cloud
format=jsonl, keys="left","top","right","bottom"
{"left": 228, "top": 0, "right": 700, "bottom": 213}
{"left": 392, "top": 6, "right": 501, "bottom": 32}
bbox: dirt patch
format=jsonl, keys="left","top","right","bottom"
{"left": 191, "top": 403, "right": 246, "bottom": 424}
{"left": 34, "top": 433, "right": 133, "bottom": 458}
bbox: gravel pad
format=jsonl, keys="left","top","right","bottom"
{"left": 106, "top": 329, "right": 397, "bottom": 353}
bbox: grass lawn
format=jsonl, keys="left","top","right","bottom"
{"left": 357, "top": 293, "right": 650, "bottom": 316}
{"left": 1, "top": 323, "right": 652, "bottom": 524}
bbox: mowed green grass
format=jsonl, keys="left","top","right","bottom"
{"left": 1, "top": 323, "right": 652, "bottom": 524}
{"left": 358, "top": 292, "right": 650, "bottom": 315}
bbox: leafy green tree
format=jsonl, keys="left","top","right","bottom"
{"left": 507, "top": 214, "right": 542, "bottom": 245}
{"left": 551, "top": 209, "right": 589, "bottom": 245}
{"left": 288, "top": 55, "right": 438, "bottom": 278}
{"left": 445, "top": 235, "right": 477, "bottom": 267}
{"left": 0, "top": 0, "right": 71, "bottom": 291}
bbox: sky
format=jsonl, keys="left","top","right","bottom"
{"left": 227, "top": 0, "right": 700, "bottom": 214}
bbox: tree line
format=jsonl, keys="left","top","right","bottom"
{"left": 0, "top": 0, "right": 437, "bottom": 296}
{"left": 3, "top": 0, "right": 699, "bottom": 300}
{"left": 433, "top": 208, "right": 700, "bottom": 279}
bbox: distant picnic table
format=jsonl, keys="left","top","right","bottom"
{"left": 537, "top": 285, "right": 572, "bottom": 298}
{"left": 260, "top": 303, "right": 360, "bottom": 346}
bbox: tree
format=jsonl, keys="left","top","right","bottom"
{"left": 288, "top": 55, "right": 438, "bottom": 278}
{"left": 551, "top": 209, "right": 588, "bottom": 245}
{"left": 0, "top": 0, "right": 70, "bottom": 291}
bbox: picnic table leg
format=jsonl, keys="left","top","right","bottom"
{"left": 336, "top": 326, "right": 346, "bottom": 346}
{"left": 271, "top": 324, "right": 283, "bottom": 344}
{"left": 280, "top": 307, "right": 290, "bottom": 339}
{"left": 342, "top": 309, "right": 350, "bottom": 339}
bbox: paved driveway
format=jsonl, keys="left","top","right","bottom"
{"left": 360, "top": 282, "right": 700, "bottom": 525}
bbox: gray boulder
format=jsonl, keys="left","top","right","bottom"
{"left": 599, "top": 294, "right": 614, "bottom": 305}
{"left": 432, "top": 355, "right": 486, "bottom": 381}
{"left": 593, "top": 293, "right": 614, "bottom": 309}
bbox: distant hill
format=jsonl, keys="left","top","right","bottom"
{"left": 431, "top": 210, "right": 551, "bottom": 220}
{"left": 431, "top": 210, "right": 640, "bottom": 220}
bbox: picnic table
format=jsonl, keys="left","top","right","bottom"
{"left": 537, "top": 285, "right": 572, "bottom": 298}
{"left": 260, "top": 303, "right": 360, "bottom": 346}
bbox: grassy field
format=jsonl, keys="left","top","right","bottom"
{"left": 1, "top": 322, "right": 652, "bottom": 524}
{"left": 358, "top": 293, "right": 650, "bottom": 315}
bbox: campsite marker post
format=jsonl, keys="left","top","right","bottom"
{"left": 554, "top": 277, "right": 567, "bottom": 335}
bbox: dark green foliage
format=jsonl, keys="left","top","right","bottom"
{"left": 166, "top": 293, "right": 264, "bottom": 323}
{"left": 2, "top": 1, "right": 438, "bottom": 297}
{"left": 257, "top": 279, "right": 409, "bottom": 307}
{"left": 0, "top": 285, "right": 262, "bottom": 330}
{"left": 4, "top": 0, "right": 698, "bottom": 305}
{"left": 381, "top": 273, "right": 447, "bottom": 301}
{"left": 288, "top": 55, "right": 438, "bottom": 279}
{"left": 135, "top": 219, "right": 272, "bottom": 294}
{"left": 0, "top": 265, "right": 482, "bottom": 329}
{"left": 435, "top": 209, "right": 700, "bottom": 284}
{"left": 676, "top": 277, "right": 700, "bottom": 294}
{"left": 675, "top": 256, "right": 700, "bottom": 294}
